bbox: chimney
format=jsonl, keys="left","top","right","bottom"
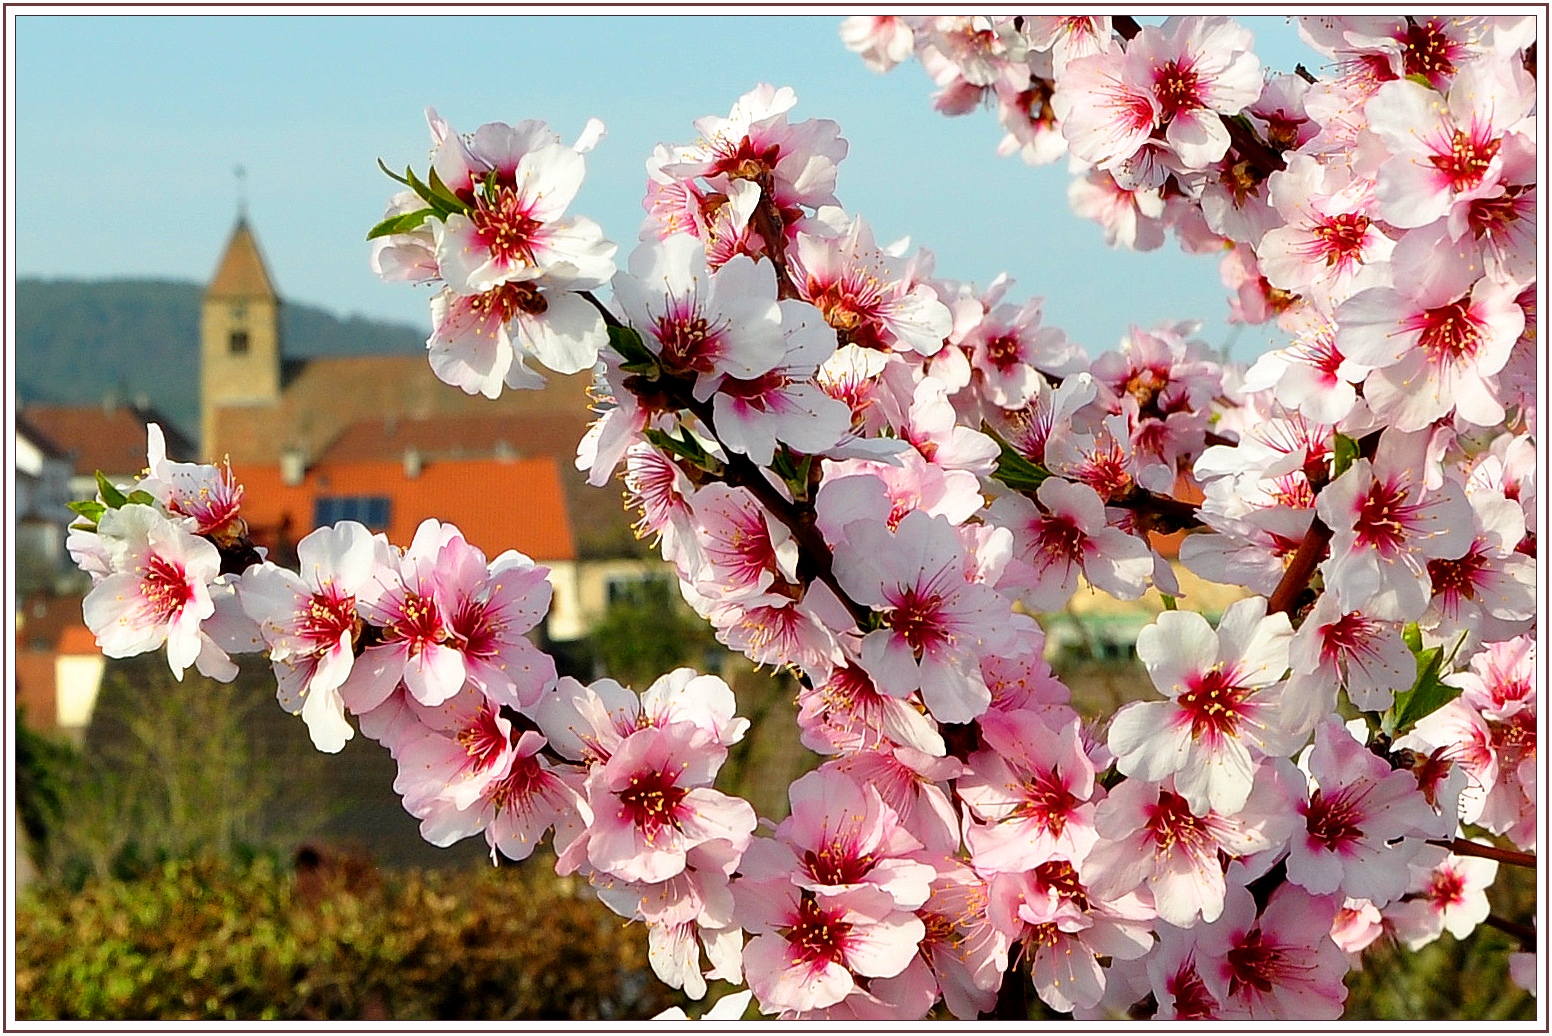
{"left": 403, "top": 447, "right": 422, "bottom": 479}
{"left": 280, "top": 448, "right": 306, "bottom": 486}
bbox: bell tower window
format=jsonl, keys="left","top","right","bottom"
{"left": 229, "top": 329, "right": 250, "bottom": 355}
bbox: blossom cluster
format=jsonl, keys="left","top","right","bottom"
{"left": 69, "top": 13, "right": 1537, "bottom": 1022}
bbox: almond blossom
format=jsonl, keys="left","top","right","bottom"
{"left": 1108, "top": 596, "right": 1298, "bottom": 816}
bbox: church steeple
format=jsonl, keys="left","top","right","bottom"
{"left": 201, "top": 216, "right": 282, "bottom": 457}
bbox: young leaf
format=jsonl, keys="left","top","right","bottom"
{"left": 95, "top": 472, "right": 128, "bottom": 509}
{"left": 607, "top": 325, "right": 658, "bottom": 370}
{"left": 67, "top": 499, "right": 106, "bottom": 524}
{"left": 366, "top": 207, "right": 436, "bottom": 240}
{"left": 981, "top": 423, "right": 1050, "bottom": 494}
{"left": 427, "top": 166, "right": 470, "bottom": 213}
{"left": 1332, "top": 433, "right": 1360, "bottom": 480}
{"left": 376, "top": 157, "right": 413, "bottom": 187}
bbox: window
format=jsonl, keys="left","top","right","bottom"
{"left": 229, "top": 330, "right": 250, "bottom": 355}
{"left": 606, "top": 573, "right": 673, "bottom": 608}
{"left": 314, "top": 496, "right": 391, "bottom": 530}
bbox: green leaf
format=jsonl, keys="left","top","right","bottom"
{"left": 376, "top": 157, "right": 413, "bottom": 187}
{"left": 643, "top": 428, "right": 712, "bottom": 470}
{"left": 366, "top": 207, "right": 436, "bottom": 240}
{"left": 403, "top": 166, "right": 464, "bottom": 219}
{"left": 1387, "top": 631, "right": 1468, "bottom": 735}
{"left": 1159, "top": 594, "right": 1177, "bottom": 611}
{"left": 95, "top": 472, "right": 128, "bottom": 509}
{"left": 1402, "top": 621, "right": 1423, "bottom": 654}
{"left": 1331, "top": 432, "right": 1360, "bottom": 480}
{"left": 981, "top": 423, "right": 1050, "bottom": 494}
{"left": 607, "top": 325, "right": 658, "bottom": 370}
{"left": 124, "top": 490, "right": 157, "bottom": 507}
{"left": 1405, "top": 72, "right": 1437, "bottom": 89}
{"left": 426, "top": 166, "right": 469, "bottom": 212}
{"left": 67, "top": 499, "right": 105, "bottom": 525}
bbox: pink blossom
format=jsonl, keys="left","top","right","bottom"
{"left": 986, "top": 861, "right": 1154, "bottom": 1013}
{"left": 840, "top": 16, "right": 915, "bottom": 73}
{"left": 431, "top": 118, "right": 616, "bottom": 296}
{"left": 611, "top": 235, "right": 786, "bottom": 399}
{"left": 1336, "top": 233, "right": 1524, "bottom": 432}
{"left": 1108, "top": 596, "right": 1298, "bottom": 816}
{"left": 1286, "top": 718, "right": 1443, "bottom": 906}
{"left": 82, "top": 504, "right": 222, "bottom": 680}
{"left": 790, "top": 217, "right": 952, "bottom": 355}
{"left": 711, "top": 299, "right": 851, "bottom": 466}
{"left": 989, "top": 477, "right": 1155, "bottom": 611}
{"left": 583, "top": 722, "right": 756, "bottom": 884}
{"left": 1366, "top": 57, "right": 1535, "bottom": 230}
{"left": 1316, "top": 434, "right": 1476, "bottom": 622}
{"left": 1285, "top": 593, "right": 1415, "bottom": 727}
{"left": 1196, "top": 880, "right": 1349, "bottom": 1019}
{"left": 734, "top": 879, "right": 925, "bottom": 1014}
{"left": 833, "top": 510, "right": 1019, "bottom": 723}
{"left": 749, "top": 767, "right": 936, "bottom": 909}
{"left": 1385, "top": 845, "right": 1498, "bottom": 950}
{"left": 794, "top": 660, "right": 946, "bottom": 758}
{"left": 959, "top": 711, "right": 1099, "bottom": 873}
{"left": 1084, "top": 762, "right": 1297, "bottom": 928}
{"left": 238, "top": 520, "right": 391, "bottom": 751}
{"left": 139, "top": 424, "right": 246, "bottom": 542}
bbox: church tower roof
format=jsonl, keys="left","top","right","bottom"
{"left": 205, "top": 217, "right": 278, "bottom": 301}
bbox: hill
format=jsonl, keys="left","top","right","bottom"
{"left": 15, "top": 278, "right": 429, "bottom": 440}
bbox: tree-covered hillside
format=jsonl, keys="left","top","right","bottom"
{"left": 16, "top": 278, "right": 429, "bottom": 440}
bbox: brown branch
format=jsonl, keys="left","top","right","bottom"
{"left": 676, "top": 394, "right": 872, "bottom": 632}
{"left": 1483, "top": 913, "right": 1538, "bottom": 950}
{"left": 1112, "top": 15, "right": 1142, "bottom": 40}
{"left": 748, "top": 174, "right": 801, "bottom": 302}
{"left": 1428, "top": 837, "right": 1538, "bottom": 870}
{"left": 1267, "top": 514, "right": 1332, "bottom": 617}
{"left": 1268, "top": 430, "right": 1382, "bottom": 617}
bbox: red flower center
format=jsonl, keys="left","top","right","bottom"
{"left": 1310, "top": 212, "right": 1371, "bottom": 268}
{"left": 1015, "top": 768, "right": 1079, "bottom": 836}
{"left": 455, "top": 705, "right": 510, "bottom": 773}
{"left": 142, "top": 554, "right": 193, "bottom": 624}
{"left": 1413, "top": 297, "right": 1485, "bottom": 366}
{"left": 617, "top": 769, "right": 689, "bottom": 839}
{"left": 1176, "top": 666, "right": 1251, "bottom": 742}
{"left": 1401, "top": 19, "right": 1459, "bottom": 82}
{"left": 1303, "top": 787, "right": 1366, "bottom": 851}
{"left": 1147, "top": 789, "right": 1211, "bottom": 852}
{"left": 1429, "top": 129, "right": 1502, "bottom": 194}
{"left": 781, "top": 893, "right": 852, "bottom": 969}
{"left": 470, "top": 186, "right": 543, "bottom": 270}
{"left": 1153, "top": 60, "right": 1203, "bottom": 122}
{"left": 1225, "top": 929, "right": 1286, "bottom": 997}
{"left": 298, "top": 583, "right": 359, "bottom": 651}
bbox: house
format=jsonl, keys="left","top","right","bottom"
{"left": 236, "top": 453, "right": 589, "bottom": 643}
{"left": 194, "top": 215, "right": 657, "bottom": 647}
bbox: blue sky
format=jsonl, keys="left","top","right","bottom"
{"left": 13, "top": 14, "right": 1324, "bottom": 361}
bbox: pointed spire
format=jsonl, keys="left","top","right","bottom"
{"left": 206, "top": 215, "right": 278, "bottom": 301}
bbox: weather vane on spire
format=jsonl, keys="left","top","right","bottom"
{"left": 235, "top": 163, "right": 248, "bottom": 219}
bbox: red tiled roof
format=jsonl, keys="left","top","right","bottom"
{"left": 237, "top": 455, "right": 576, "bottom": 563}
{"left": 317, "top": 412, "right": 592, "bottom": 466}
{"left": 57, "top": 625, "right": 101, "bottom": 655}
{"left": 209, "top": 361, "right": 593, "bottom": 467}
{"left": 22, "top": 403, "right": 196, "bottom": 477}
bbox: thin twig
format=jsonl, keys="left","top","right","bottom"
{"left": 1428, "top": 837, "right": 1537, "bottom": 870}
{"left": 1482, "top": 913, "right": 1538, "bottom": 950}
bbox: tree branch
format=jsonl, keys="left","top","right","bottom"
{"left": 1482, "top": 913, "right": 1538, "bottom": 950}
{"left": 1427, "top": 837, "right": 1537, "bottom": 869}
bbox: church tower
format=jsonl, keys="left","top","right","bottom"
{"left": 201, "top": 217, "right": 281, "bottom": 457}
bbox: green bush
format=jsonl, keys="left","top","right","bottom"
{"left": 16, "top": 854, "right": 682, "bottom": 1020}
